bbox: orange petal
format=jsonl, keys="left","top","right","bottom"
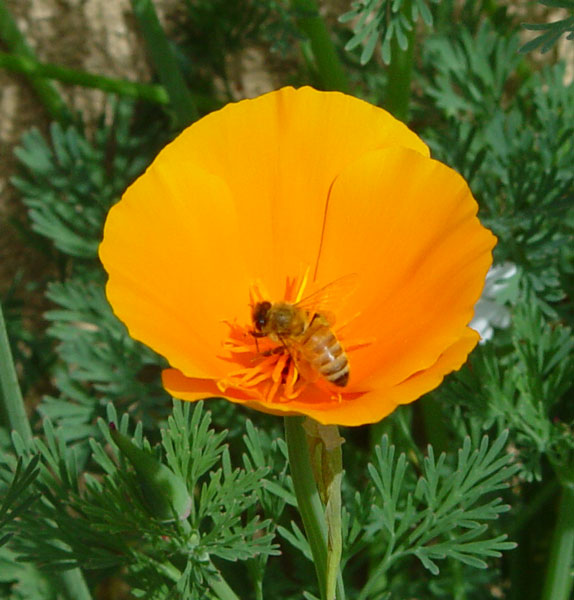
{"left": 99, "top": 164, "right": 248, "bottom": 379}
{"left": 313, "top": 147, "right": 496, "bottom": 391}
{"left": 153, "top": 86, "right": 430, "bottom": 298}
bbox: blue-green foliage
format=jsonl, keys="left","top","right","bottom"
{"left": 11, "top": 101, "right": 161, "bottom": 259}
{"left": 422, "top": 26, "right": 574, "bottom": 311}
{"left": 0, "top": 455, "right": 39, "bottom": 547}
{"left": 424, "top": 23, "right": 522, "bottom": 118}
{"left": 41, "top": 278, "right": 169, "bottom": 443}
{"left": 520, "top": 0, "right": 574, "bottom": 54}
{"left": 341, "top": 0, "right": 438, "bottom": 65}
{"left": 0, "top": 399, "right": 519, "bottom": 599}
{"left": 435, "top": 296, "right": 574, "bottom": 482}
{"left": 9, "top": 101, "right": 171, "bottom": 446}
{"left": 362, "top": 433, "right": 516, "bottom": 598}
{"left": 7, "top": 402, "right": 279, "bottom": 599}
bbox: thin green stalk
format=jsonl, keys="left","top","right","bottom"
{"left": 130, "top": 0, "right": 198, "bottom": 127}
{"left": 357, "top": 540, "right": 397, "bottom": 600}
{"left": 285, "top": 416, "right": 329, "bottom": 599}
{"left": 324, "top": 437, "right": 343, "bottom": 600}
{"left": 290, "top": 0, "right": 349, "bottom": 93}
{"left": 205, "top": 570, "right": 242, "bottom": 600}
{"left": 450, "top": 533, "right": 466, "bottom": 600}
{"left": 0, "top": 51, "right": 168, "bottom": 104}
{"left": 0, "top": 302, "right": 33, "bottom": 444}
{"left": 509, "top": 479, "right": 559, "bottom": 537}
{"left": 395, "top": 406, "right": 422, "bottom": 467}
{"left": 384, "top": 0, "right": 415, "bottom": 122}
{"left": 0, "top": 0, "right": 69, "bottom": 121}
{"left": 246, "top": 557, "right": 265, "bottom": 600}
{"left": 541, "top": 484, "right": 574, "bottom": 600}
{"left": 151, "top": 556, "right": 239, "bottom": 600}
{"left": 370, "top": 407, "right": 421, "bottom": 468}
{"left": 284, "top": 417, "right": 345, "bottom": 600}
{"left": 57, "top": 570, "right": 93, "bottom": 600}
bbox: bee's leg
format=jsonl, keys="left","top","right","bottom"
{"left": 250, "top": 330, "right": 265, "bottom": 353}
{"left": 276, "top": 335, "right": 300, "bottom": 384}
{"left": 275, "top": 337, "right": 291, "bottom": 384}
{"left": 277, "top": 335, "right": 292, "bottom": 356}
{"left": 249, "top": 330, "right": 285, "bottom": 357}
{"left": 281, "top": 353, "right": 293, "bottom": 383}
{"left": 260, "top": 346, "right": 285, "bottom": 357}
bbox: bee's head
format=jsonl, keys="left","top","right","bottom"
{"left": 252, "top": 301, "right": 272, "bottom": 332}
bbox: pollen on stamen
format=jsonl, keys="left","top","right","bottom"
{"left": 218, "top": 270, "right": 338, "bottom": 403}
{"left": 283, "top": 360, "right": 305, "bottom": 400}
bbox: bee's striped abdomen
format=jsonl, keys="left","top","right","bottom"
{"left": 301, "top": 314, "right": 350, "bottom": 387}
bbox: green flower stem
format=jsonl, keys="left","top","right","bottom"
{"left": 151, "top": 557, "right": 239, "bottom": 600}
{"left": 0, "top": 51, "right": 168, "bottom": 104}
{"left": 541, "top": 484, "right": 574, "bottom": 600}
{"left": 130, "top": 0, "right": 198, "bottom": 127}
{"left": 509, "top": 479, "right": 559, "bottom": 537}
{"left": 0, "top": 302, "right": 33, "bottom": 444}
{"left": 284, "top": 417, "right": 345, "bottom": 600}
{"left": 290, "top": 0, "right": 349, "bottom": 93}
{"left": 0, "top": 0, "right": 69, "bottom": 121}
{"left": 384, "top": 0, "right": 415, "bottom": 122}
{"left": 324, "top": 445, "right": 343, "bottom": 600}
{"left": 57, "top": 571, "right": 93, "bottom": 600}
{"left": 205, "top": 569, "right": 242, "bottom": 600}
{"left": 285, "top": 416, "right": 328, "bottom": 599}
{"left": 450, "top": 537, "right": 466, "bottom": 600}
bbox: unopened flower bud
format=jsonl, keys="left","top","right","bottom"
{"left": 110, "top": 424, "right": 191, "bottom": 522}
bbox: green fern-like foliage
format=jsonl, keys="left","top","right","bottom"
{"left": 340, "top": 0, "right": 438, "bottom": 64}
{"left": 0, "top": 455, "right": 39, "bottom": 547}
{"left": 357, "top": 432, "right": 518, "bottom": 598}
{"left": 0, "top": 545, "right": 57, "bottom": 600}
{"left": 421, "top": 26, "right": 574, "bottom": 311}
{"left": 9, "top": 101, "right": 171, "bottom": 442}
{"left": 12, "top": 101, "right": 164, "bottom": 260}
{"left": 40, "top": 277, "right": 169, "bottom": 444}
{"left": 423, "top": 23, "right": 522, "bottom": 118}
{"left": 9, "top": 401, "right": 279, "bottom": 599}
{"left": 277, "top": 431, "right": 518, "bottom": 599}
{"left": 520, "top": 0, "right": 574, "bottom": 54}
{"left": 3, "top": 397, "right": 520, "bottom": 600}
{"left": 436, "top": 296, "right": 574, "bottom": 482}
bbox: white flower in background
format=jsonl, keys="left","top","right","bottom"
{"left": 470, "top": 262, "right": 518, "bottom": 342}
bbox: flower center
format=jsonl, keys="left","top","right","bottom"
{"left": 217, "top": 271, "right": 372, "bottom": 404}
{"left": 217, "top": 273, "right": 310, "bottom": 403}
{"left": 219, "top": 324, "right": 306, "bottom": 403}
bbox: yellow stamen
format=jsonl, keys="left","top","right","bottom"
{"left": 219, "top": 271, "right": 366, "bottom": 405}
{"left": 294, "top": 266, "right": 311, "bottom": 303}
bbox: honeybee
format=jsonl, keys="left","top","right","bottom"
{"left": 251, "top": 275, "right": 356, "bottom": 387}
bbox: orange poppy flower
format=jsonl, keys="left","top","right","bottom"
{"left": 99, "top": 86, "right": 496, "bottom": 426}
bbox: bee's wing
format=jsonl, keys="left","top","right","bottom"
{"left": 295, "top": 274, "right": 358, "bottom": 324}
{"left": 281, "top": 337, "right": 320, "bottom": 384}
